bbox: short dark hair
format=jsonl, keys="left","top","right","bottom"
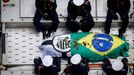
{"left": 121, "top": 58, "right": 128, "bottom": 63}
{"left": 103, "top": 58, "right": 111, "bottom": 64}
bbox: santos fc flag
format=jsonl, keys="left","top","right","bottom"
{"left": 71, "top": 32, "right": 129, "bottom": 62}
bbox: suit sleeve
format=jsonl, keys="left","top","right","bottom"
{"left": 35, "top": 0, "right": 40, "bottom": 9}
{"left": 107, "top": 0, "right": 113, "bottom": 9}
{"left": 126, "top": 0, "right": 131, "bottom": 12}
{"left": 87, "top": 1, "right": 91, "bottom": 13}
{"left": 52, "top": 0, "right": 57, "bottom": 10}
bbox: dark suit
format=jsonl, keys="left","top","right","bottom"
{"left": 33, "top": 0, "right": 60, "bottom": 32}
{"left": 64, "top": 64, "right": 89, "bottom": 75}
{"left": 66, "top": 0, "right": 94, "bottom": 32}
{"left": 34, "top": 57, "right": 61, "bottom": 75}
{"left": 64, "top": 58, "right": 89, "bottom": 75}
{"left": 105, "top": 0, "right": 131, "bottom": 35}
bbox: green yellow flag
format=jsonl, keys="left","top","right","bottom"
{"left": 71, "top": 32, "right": 129, "bottom": 62}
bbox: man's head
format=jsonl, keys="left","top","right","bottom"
{"left": 121, "top": 57, "right": 128, "bottom": 65}
{"left": 73, "top": 0, "right": 84, "bottom": 6}
{"left": 103, "top": 58, "right": 111, "bottom": 65}
{"left": 70, "top": 54, "right": 82, "bottom": 65}
{"left": 112, "top": 61, "right": 123, "bottom": 71}
{"left": 42, "top": 55, "right": 53, "bottom": 67}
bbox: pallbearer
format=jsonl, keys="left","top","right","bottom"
{"left": 104, "top": 0, "right": 130, "bottom": 38}
{"left": 34, "top": 55, "right": 61, "bottom": 75}
{"left": 33, "top": 0, "right": 60, "bottom": 38}
{"left": 66, "top": 0, "right": 94, "bottom": 32}
{"left": 63, "top": 54, "right": 89, "bottom": 75}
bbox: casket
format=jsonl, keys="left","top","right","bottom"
{"left": 40, "top": 32, "right": 129, "bottom": 62}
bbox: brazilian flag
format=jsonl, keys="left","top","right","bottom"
{"left": 71, "top": 32, "right": 129, "bottom": 62}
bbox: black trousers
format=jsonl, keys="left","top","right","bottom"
{"left": 105, "top": 9, "right": 129, "bottom": 34}
{"left": 66, "top": 13, "right": 94, "bottom": 32}
{"left": 33, "top": 10, "right": 60, "bottom": 32}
